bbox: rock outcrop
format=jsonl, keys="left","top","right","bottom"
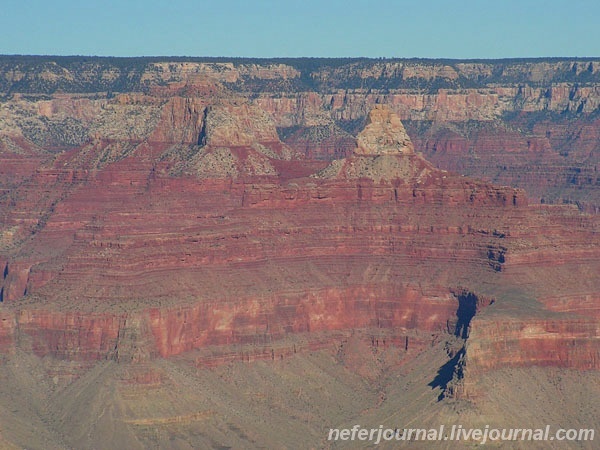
{"left": 0, "top": 59, "right": 599, "bottom": 407}
{"left": 314, "top": 105, "right": 433, "bottom": 182}
{"left": 354, "top": 104, "right": 414, "bottom": 156}
{"left": 3, "top": 57, "right": 599, "bottom": 209}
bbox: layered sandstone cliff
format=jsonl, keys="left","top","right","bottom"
{"left": 2, "top": 57, "right": 598, "bottom": 211}
{"left": 0, "top": 59, "right": 599, "bottom": 407}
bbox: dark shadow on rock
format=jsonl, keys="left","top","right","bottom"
{"left": 455, "top": 292, "right": 478, "bottom": 338}
{"left": 429, "top": 347, "right": 465, "bottom": 401}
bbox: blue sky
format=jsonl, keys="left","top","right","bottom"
{"left": 2, "top": 0, "right": 599, "bottom": 58}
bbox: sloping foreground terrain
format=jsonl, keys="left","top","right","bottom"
{"left": 0, "top": 57, "right": 599, "bottom": 449}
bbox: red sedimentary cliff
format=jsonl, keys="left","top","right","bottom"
{"left": 3, "top": 58, "right": 600, "bottom": 209}
{"left": 467, "top": 316, "right": 600, "bottom": 373}
{"left": 0, "top": 60, "right": 599, "bottom": 389}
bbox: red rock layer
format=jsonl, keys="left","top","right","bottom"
{"left": 410, "top": 118, "right": 600, "bottom": 212}
{"left": 0, "top": 94, "right": 598, "bottom": 380}
{"left": 1, "top": 148, "right": 597, "bottom": 372}
{"left": 0, "top": 134, "right": 536, "bottom": 362}
{"left": 464, "top": 314, "right": 600, "bottom": 396}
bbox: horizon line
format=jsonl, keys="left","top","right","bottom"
{"left": 1, "top": 54, "right": 600, "bottom": 62}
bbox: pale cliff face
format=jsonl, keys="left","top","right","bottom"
{"left": 316, "top": 105, "right": 431, "bottom": 182}
{"left": 355, "top": 104, "right": 414, "bottom": 155}
{"left": 202, "top": 103, "right": 281, "bottom": 147}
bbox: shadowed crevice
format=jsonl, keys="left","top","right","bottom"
{"left": 429, "top": 347, "right": 465, "bottom": 401}
{"left": 454, "top": 291, "right": 478, "bottom": 338}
